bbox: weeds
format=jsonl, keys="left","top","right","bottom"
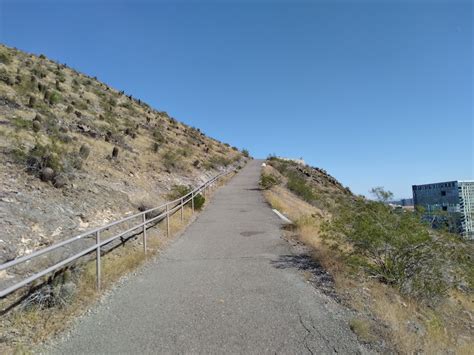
{"left": 259, "top": 173, "right": 280, "bottom": 190}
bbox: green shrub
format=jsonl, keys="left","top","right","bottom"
{"left": 167, "top": 184, "right": 192, "bottom": 200}
{"left": 0, "top": 51, "right": 11, "bottom": 64}
{"left": 162, "top": 150, "right": 184, "bottom": 171}
{"left": 25, "top": 141, "right": 63, "bottom": 174}
{"left": 193, "top": 193, "right": 205, "bottom": 210}
{"left": 49, "top": 91, "right": 61, "bottom": 105}
{"left": 11, "top": 117, "right": 32, "bottom": 130}
{"left": 286, "top": 172, "right": 315, "bottom": 202}
{"left": 321, "top": 198, "right": 469, "bottom": 303}
{"left": 205, "top": 155, "right": 231, "bottom": 170}
{"left": 167, "top": 185, "right": 205, "bottom": 209}
{"left": 242, "top": 149, "right": 250, "bottom": 157}
{"left": 260, "top": 173, "right": 280, "bottom": 190}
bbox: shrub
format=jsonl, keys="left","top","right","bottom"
{"left": 0, "top": 51, "right": 11, "bottom": 64}
{"left": 260, "top": 173, "right": 280, "bottom": 190}
{"left": 162, "top": 150, "right": 184, "bottom": 171}
{"left": 167, "top": 184, "right": 192, "bottom": 200}
{"left": 26, "top": 142, "right": 63, "bottom": 174}
{"left": 48, "top": 91, "right": 61, "bottom": 105}
{"left": 193, "top": 193, "right": 205, "bottom": 210}
{"left": 286, "top": 172, "right": 315, "bottom": 202}
{"left": 205, "top": 155, "right": 231, "bottom": 170}
{"left": 152, "top": 128, "right": 165, "bottom": 144}
{"left": 152, "top": 142, "right": 160, "bottom": 153}
{"left": 167, "top": 185, "right": 204, "bottom": 209}
{"left": 242, "top": 149, "right": 250, "bottom": 157}
{"left": 321, "top": 198, "right": 467, "bottom": 303}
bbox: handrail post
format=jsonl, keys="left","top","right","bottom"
{"left": 142, "top": 213, "right": 147, "bottom": 255}
{"left": 166, "top": 204, "right": 170, "bottom": 237}
{"left": 96, "top": 231, "right": 101, "bottom": 291}
{"left": 191, "top": 191, "right": 195, "bottom": 213}
{"left": 180, "top": 198, "right": 184, "bottom": 222}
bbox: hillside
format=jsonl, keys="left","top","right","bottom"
{"left": 262, "top": 157, "right": 473, "bottom": 353}
{"left": 0, "top": 44, "right": 246, "bottom": 265}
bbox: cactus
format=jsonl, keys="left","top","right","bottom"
{"left": 112, "top": 146, "right": 119, "bottom": 158}
{"left": 28, "top": 96, "right": 36, "bottom": 108}
{"left": 32, "top": 120, "right": 41, "bottom": 132}
{"left": 79, "top": 144, "right": 90, "bottom": 159}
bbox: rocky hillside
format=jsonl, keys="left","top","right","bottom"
{"left": 0, "top": 44, "right": 246, "bottom": 264}
{"left": 264, "top": 156, "right": 353, "bottom": 213}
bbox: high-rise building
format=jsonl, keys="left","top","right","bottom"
{"left": 412, "top": 180, "right": 474, "bottom": 239}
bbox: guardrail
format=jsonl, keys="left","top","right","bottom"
{"left": 0, "top": 170, "right": 233, "bottom": 298}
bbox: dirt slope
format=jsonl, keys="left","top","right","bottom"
{"left": 0, "top": 44, "right": 246, "bottom": 267}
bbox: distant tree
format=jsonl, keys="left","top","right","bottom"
{"left": 370, "top": 186, "right": 393, "bottom": 203}
{"left": 242, "top": 149, "right": 250, "bottom": 158}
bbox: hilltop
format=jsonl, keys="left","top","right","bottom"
{"left": 0, "top": 44, "right": 247, "bottom": 263}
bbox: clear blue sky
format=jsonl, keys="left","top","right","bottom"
{"left": 1, "top": 0, "right": 472, "bottom": 198}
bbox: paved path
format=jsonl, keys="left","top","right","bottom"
{"left": 51, "top": 160, "right": 367, "bottom": 354}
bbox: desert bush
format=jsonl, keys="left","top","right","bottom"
{"left": 48, "top": 91, "right": 61, "bottom": 105}
{"left": 205, "top": 155, "right": 231, "bottom": 170}
{"left": 11, "top": 117, "right": 32, "bottom": 130}
{"left": 152, "top": 142, "right": 160, "bottom": 153}
{"left": 177, "top": 146, "right": 192, "bottom": 157}
{"left": 167, "top": 184, "right": 192, "bottom": 200}
{"left": 21, "top": 270, "right": 76, "bottom": 310}
{"left": 286, "top": 172, "right": 316, "bottom": 203}
{"left": 0, "top": 68, "right": 12, "bottom": 84}
{"left": 162, "top": 150, "right": 184, "bottom": 171}
{"left": 167, "top": 184, "right": 205, "bottom": 210}
{"left": 25, "top": 141, "right": 63, "bottom": 174}
{"left": 242, "top": 149, "right": 250, "bottom": 158}
{"left": 0, "top": 50, "right": 11, "bottom": 64}
{"left": 152, "top": 128, "right": 165, "bottom": 144}
{"left": 260, "top": 173, "right": 280, "bottom": 190}
{"left": 321, "top": 197, "right": 470, "bottom": 303}
{"left": 193, "top": 193, "right": 205, "bottom": 210}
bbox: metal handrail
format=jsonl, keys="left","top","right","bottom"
{"left": 0, "top": 170, "right": 233, "bottom": 298}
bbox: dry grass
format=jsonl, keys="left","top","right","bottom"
{"left": 262, "top": 176, "right": 474, "bottom": 354}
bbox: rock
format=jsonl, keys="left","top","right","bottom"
{"left": 40, "top": 167, "right": 55, "bottom": 182}
{"left": 53, "top": 174, "right": 68, "bottom": 188}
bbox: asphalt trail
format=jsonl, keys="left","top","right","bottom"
{"left": 51, "top": 160, "right": 367, "bottom": 354}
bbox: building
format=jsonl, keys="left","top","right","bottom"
{"left": 412, "top": 180, "right": 474, "bottom": 239}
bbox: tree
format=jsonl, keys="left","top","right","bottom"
{"left": 370, "top": 186, "right": 393, "bottom": 203}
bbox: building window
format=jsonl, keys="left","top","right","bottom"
{"left": 442, "top": 206, "right": 448, "bottom": 211}
{"left": 441, "top": 191, "right": 446, "bottom": 196}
